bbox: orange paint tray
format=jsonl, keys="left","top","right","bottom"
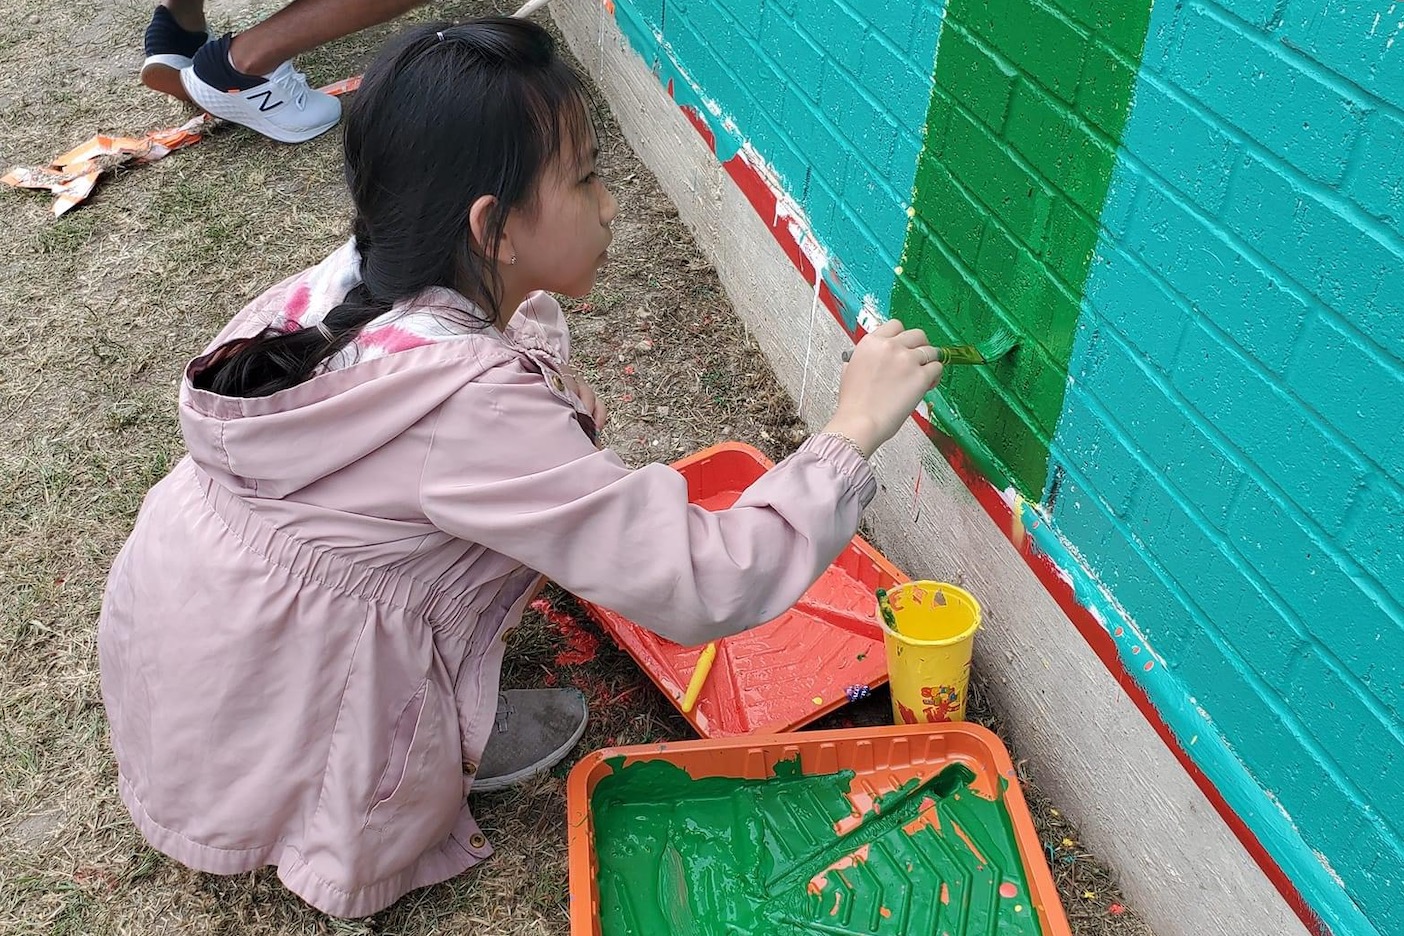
{"left": 576, "top": 442, "right": 906, "bottom": 737}
{"left": 567, "top": 722, "right": 1072, "bottom": 936}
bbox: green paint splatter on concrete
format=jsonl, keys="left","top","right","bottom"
{"left": 592, "top": 758, "right": 1043, "bottom": 935}
{"left": 892, "top": 0, "right": 1154, "bottom": 497}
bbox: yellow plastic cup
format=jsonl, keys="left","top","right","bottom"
{"left": 878, "top": 581, "right": 981, "bottom": 724}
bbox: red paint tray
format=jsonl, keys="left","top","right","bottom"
{"left": 576, "top": 442, "right": 906, "bottom": 737}
{"left": 567, "top": 722, "right": 1072, "bottom": 936}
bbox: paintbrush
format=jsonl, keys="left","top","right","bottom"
{"left": 763, "top": 763, "right": 978, "bottom": 894}
{"left": 660, "top": 840, "right": 697, "bottom": 934}
{"left": 841, "top": 327, "right": 1018, "bottom": 365}
{"left": 680, "top": 641, "right": 718, "bottom": 713}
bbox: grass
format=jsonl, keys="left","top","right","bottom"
{"left": 0, "top": 0, "right": 1154, "bottom": 933}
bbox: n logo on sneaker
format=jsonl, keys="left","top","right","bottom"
{"left": 246, "top": 89, "right": 283, "bottom": 112}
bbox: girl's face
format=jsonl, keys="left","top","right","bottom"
{"left": 505, "top": 125, "right": 617, "bottom": 300}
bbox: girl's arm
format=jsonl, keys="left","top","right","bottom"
{"left": 419, "top": 357, "right": 876, "bottom": 647}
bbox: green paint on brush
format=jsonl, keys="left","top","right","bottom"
{"left": 938, "top": 327, "right": 1019, "bottom": 365}
{"left": 892, "top": 0, "right": 1155, "bottom": 498}
{"left": 591, "top": 757, "right": 1043, "bottom": 935}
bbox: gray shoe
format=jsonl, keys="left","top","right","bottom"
{"left": 472, "top": 688, "right": 589, "bottom": 793}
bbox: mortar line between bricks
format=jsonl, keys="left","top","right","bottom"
{"left": 1048, "top": 421, "right": 1391, "bottom": 760}
{"left": 933, "top": 24, "right": 1127, "bottom": 152}
{"left": 926, "top": 79, "right": 1122, "bottom": 259}
{"left": 1048, "top": 434, "right": 1404, "bottom": 851}
{"left": 1081, "top": 310, "right": 1404, "bottom": 631}
{"left": 753, "top": 107, "right": 910, "bottom": 264}
{"left": 1111, "top": 146, "right": 1404, "bottom": 372}
{"left": 1190, "top": 0, "right": 1404, "bottom": 124}
{"left": 1053, "top": 382, "right": 1404, "bottom": 752}
{"left": 663, "top": 15, "right": 920, "bottom": 216}
{"left": 1133, "top": 67, "right": 1404, "bottom": 264}
{"left": 1100, "top": 235, "right": 1403, "bottom": 496}
{"left": 1336, "top": 119, "right": 1373, "bottom": 194}
{"left": 786, "top": 10, "right": 937, "bottom": 140}
{"left": 1331, "top": 481, "right": 1377, "bottom": 552}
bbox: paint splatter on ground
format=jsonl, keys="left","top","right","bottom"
{"left": 533, "top": 597, "right": 601, "bottom": 667}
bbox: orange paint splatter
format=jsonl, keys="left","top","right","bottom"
{"left": 940, "top": 882, "right": 950, "bottom": 905}
{"left": 902, "top": 797, "right": 942, "bottom": 836}
{"left": 830, "top": 889, "right": 842, "bottom": 917}
{"left": 834, "top": 784, "right": 883, "bottom": 835}
{"left": 951, "top": 821, "right": 988, "bottom": 867}
{"left": 1000, "top": 882, "right": 1018, "bottom": 899}
{"left": 880, "top": 907, "right": 892, "bottom": 918}
{"left": 808, "top": 843, "right": 870, "bottom": 892}
{"left": 1144, "top": 660, "right": 1155, "bottom": 672}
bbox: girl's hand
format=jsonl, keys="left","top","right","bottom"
{"left": 823, "top": 319, "right": 943, "bottom": 456}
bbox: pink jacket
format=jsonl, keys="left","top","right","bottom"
{"left": 97, "top": 242, "right": 877, "bottom": 917}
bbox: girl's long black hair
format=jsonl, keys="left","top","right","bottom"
{"left": 195, "top": 17, "right": 593, "bottom": 398}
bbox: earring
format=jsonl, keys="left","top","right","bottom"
{"left": 509, "top": 255, "right": 517, "bottom": 265}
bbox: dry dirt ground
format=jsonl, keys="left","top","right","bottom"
{"left": 0, "top": 1, "right": 1156, "bottom": 933}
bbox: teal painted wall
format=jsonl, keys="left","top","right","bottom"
{"left": 611, "top": 0, "right": 945, "bottom": 323}
{"left": 607, "top": 0, "right": 1403, "bottom": 931}
{"left": 1051, "top": 2, "right": 1404, "bottom": 933}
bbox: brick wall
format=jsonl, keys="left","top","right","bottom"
{"left": 1052, "top": 3, "right": 1404, "bottom": 932}
{"left": 606, "top": 0, "right": 1403, "bottom": 931}
{"left": 611, "top": 0, "right": 943, "bottom": 319}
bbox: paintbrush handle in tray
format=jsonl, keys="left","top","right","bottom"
{"left": 680, "top": 641, "right": 718, "bottom": 713}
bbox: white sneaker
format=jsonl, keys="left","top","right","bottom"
{"left": 181, "top": 58, "right": 341, "bottom": 144}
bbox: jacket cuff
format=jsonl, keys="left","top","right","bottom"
{"left": 800, "top": 432, "right": 879, "bottom": 508}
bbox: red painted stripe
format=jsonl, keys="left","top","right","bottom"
{"left": 668, "top": 100, "right": 1331, "bottom": 936}
{"left": 721, "top": 152, "right": 844, "bottom": 319}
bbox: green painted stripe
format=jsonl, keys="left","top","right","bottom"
{"left": 893, "top": 0, "right": 1153, "bottom": 498}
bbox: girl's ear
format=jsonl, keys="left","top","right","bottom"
{"left": 468, "top": 194, "right": 514, "bottom": 263}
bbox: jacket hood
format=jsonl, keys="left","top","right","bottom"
{"left": 176, "top": 240, "right": 517, "bottom": 499}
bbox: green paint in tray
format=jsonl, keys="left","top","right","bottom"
{"left": 591, "top": 756, "right": 1044, "bottom": 935}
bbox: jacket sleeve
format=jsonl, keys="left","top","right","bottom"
{"left": 419, "top": 357, "right": 878, "bottom": 646}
